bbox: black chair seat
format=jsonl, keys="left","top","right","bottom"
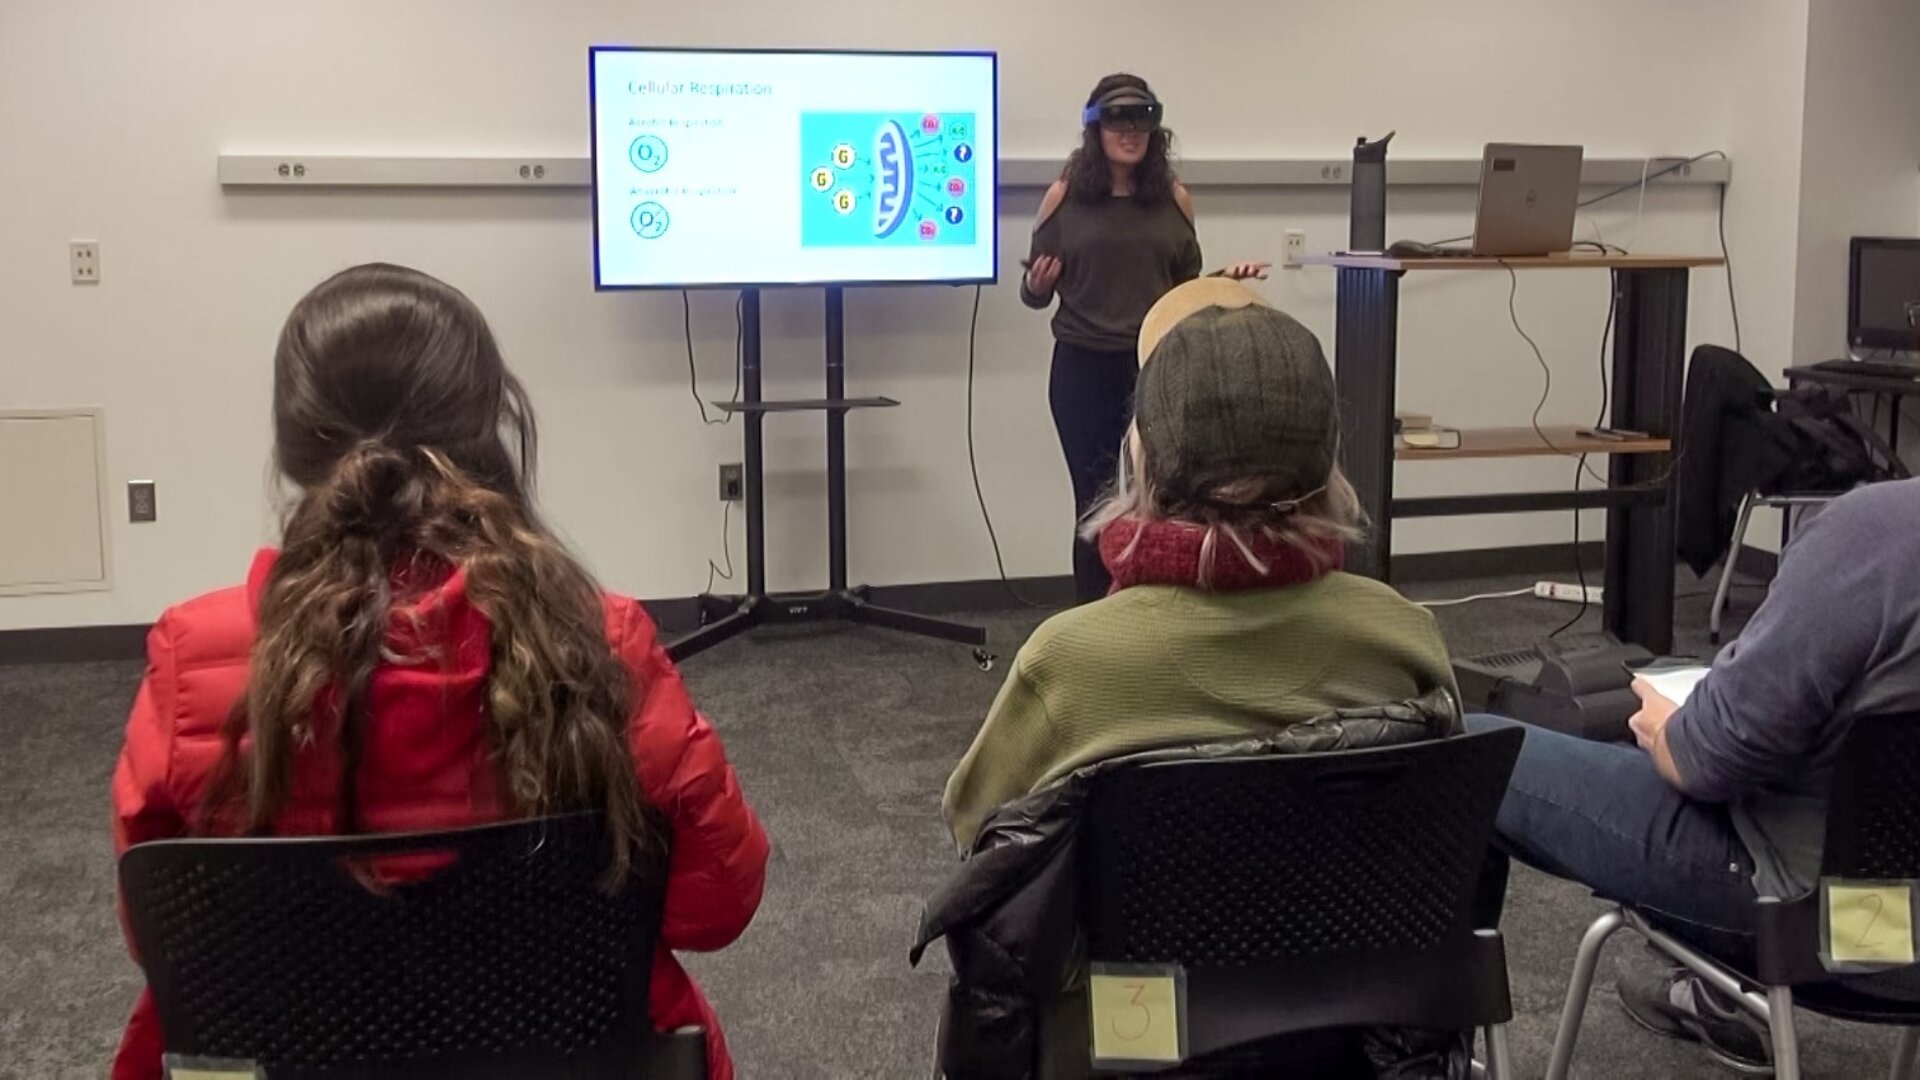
{"left": 1180, "top": 932, "right": 1512, "bottom": 1055}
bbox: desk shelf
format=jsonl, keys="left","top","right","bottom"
{"left": 1302, "top": 253, "right": 1725, "bottom": 272}
{"left": 1396, "top": 426, "right": 1670, "bottom": 461}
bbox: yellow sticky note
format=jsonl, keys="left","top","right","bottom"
{"left": 1089, "top": 967, "right": 1184, "bottom": 1066}
{"left": 1828, "top": 882, "right": 1915, "bottom": 965}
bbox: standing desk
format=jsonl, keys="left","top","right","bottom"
{"left": 1302, "top": 253, "right": 1726, "bottom": 654}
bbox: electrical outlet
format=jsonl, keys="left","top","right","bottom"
{"left": 1283, "top": 229, "right": 1307, "bottom": 269}
{"left": 128, "top": 480, "right": 157, "bottom": 523}
{"left": 70, "top": 240, "right": 100, "bottom": 284}
{"left": 718, "top": 463, "right": 744, "bottom": 502}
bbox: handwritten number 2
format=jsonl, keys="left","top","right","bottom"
{"left": 1858, "top": 894, "right": 1888, "bottom": 949}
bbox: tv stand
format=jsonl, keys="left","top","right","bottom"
{"left": 667, "top": 286, "right": 993, "bottom": 667}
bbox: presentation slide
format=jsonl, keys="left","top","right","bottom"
{"left": 590, "top": 48, "right": 999, "bottom": 289}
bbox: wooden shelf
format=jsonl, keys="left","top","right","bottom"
{"left": 1302, "top": 252, "right": 1724, "bottom": 272}
{"left": 1396, "top": 426, "right": 1670, "bottom": 461}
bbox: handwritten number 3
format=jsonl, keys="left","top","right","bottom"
{"left": 1110, "top": 982, "right": 1153, "bottom": 1041}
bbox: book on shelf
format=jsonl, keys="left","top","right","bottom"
{"left": 1395, "top": 427, "right": 1462, "bottom": 450}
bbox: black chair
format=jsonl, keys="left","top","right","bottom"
{"left": 118, "top": 814, "right": 705, "bottom": 1080}
{"left": 1547, "top": 714, "right": 1920, "bottom": 1080}
{"left": 1035, "top": 726, "right": 1525, "bottom": 1079}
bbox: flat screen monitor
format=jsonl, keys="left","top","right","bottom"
{"left": 590, "top": 47, "right": 999, "bottom": 290}
{"left": 1850, "top": 237, "right": 1920, "bottom": 351}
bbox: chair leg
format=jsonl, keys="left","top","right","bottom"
{"left": 1633, "top": 912, "right": 1775, "bottom": 1024}
{"left": 1891, "top": 1026, "right": 1919, "bottom": 1080}
{"left": 1483, "top": 1022, "right": 1515, "bottom": 1080}
{"left": 1768, "top": 984, "right": 1800, "bottom": 1080}
{"left": 1546, "top": 907, "right": 1629, "bottom": 1080}
{"left": 929, "top": 1003, "right": 947, "bottom": 1080}
{"left": 1711, "top": 492, "right": 1756, "bottom": 645}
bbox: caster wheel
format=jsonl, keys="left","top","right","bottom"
{"left": 972, "top": 647, "right": 997, "bottom": 672}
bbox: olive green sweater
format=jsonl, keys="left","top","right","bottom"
{"left": 942, "top": 574, "right": 1457, "bottom": 848}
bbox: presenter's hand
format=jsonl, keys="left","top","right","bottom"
{"left": 1026, "top": 255, "right": 1063, "bottom": 295}
{"left": 1222, "top": 261, "right": 1272, "bottom": 281}
{"left": 1627, "top": 678, "right": 1679, "bottom": 752}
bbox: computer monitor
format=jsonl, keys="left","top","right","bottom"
{"left": 1849, "top": 237, "right": 1920, "bottom": 352}
{"left": 589, "top": 47, "right": 999, "bottom": 290}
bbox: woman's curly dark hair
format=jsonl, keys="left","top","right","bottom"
{"left": 1062, "top": 73, "right": 1178, "bottom": 206}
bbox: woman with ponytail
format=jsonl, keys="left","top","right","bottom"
{"left": 110, "top": 264, "right": 768, "bottom": 1080}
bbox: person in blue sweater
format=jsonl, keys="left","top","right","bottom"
{"left": 1470, "top": 478, "right": 1920, "bottom": 1072}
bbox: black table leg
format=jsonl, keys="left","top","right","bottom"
{"left": 1334, "top": 267, "right": 1401, "bottom": 581}
{"left": 1603, "top": 268, "right": 1686, "bottom": 654}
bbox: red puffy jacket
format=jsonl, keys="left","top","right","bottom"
{"left": 110, "top": 549, "right": 769, "bottom": 1080}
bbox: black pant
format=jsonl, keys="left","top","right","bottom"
{"left": 1048, "top": 341, "right": 1138, "bottom": 604}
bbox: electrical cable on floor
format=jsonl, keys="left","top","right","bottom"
{"left": 964, "top": 284, "right": 1047, "bottom": 609}
{"left": 1417, "top": 587, "right": 1536, "bottom": 608}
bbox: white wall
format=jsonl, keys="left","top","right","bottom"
{"left": 2, "top": 0, "right": 1762, "bottom": 629}
{"left": 1794, "top": 0, "right": 1920, "bottom": 363}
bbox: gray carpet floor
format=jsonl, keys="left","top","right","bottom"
{"left": 0, "top": 569, "right": 1905, "bottom": 1079}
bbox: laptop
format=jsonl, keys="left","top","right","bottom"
{"left": 1470, "top": 143, "right": 1583, "bottom": 257}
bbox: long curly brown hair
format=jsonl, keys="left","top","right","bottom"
{"left": 203, "top": 263, "right": 654, "bottom": 881}
{"left": 1062, "top": 72, "right": 1179, "bottom": 205}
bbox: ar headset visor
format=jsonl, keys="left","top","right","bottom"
{"left": 1083, "top": 94, "right": 1163, "bottom": 133}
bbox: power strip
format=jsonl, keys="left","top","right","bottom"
{"left": 1534, "top": 581, "right": 1604, "bottom": 604}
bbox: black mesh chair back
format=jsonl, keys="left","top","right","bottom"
{"left": 1756, "top": 711, "right": 1920, "bottom": 1000}
{"left": 119, "top": 814, "right": 695, "bottom": 1080}
{"left": 1820, "top": 712, "right": 1920, "bottom": 880}
{"left": 1063, "top": 726, "right": 1524, "bottom": 1068}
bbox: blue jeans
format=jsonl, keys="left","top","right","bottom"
{"left": 1466, "top": 714, "right": 1759, "bottom": 963}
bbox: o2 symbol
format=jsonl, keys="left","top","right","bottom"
{"left": 920, "top": 113, "right": 942, "bottom": 136}
{"left": 944, "top": 206, "right": 965, "bottom": 225}
{"left": 952, "top": 143, "right": 973, "bottom": 164}
{"left": 628, "top": 135, "right": 668, "bottom": 173}
{"left": 630, "top": 201, "right": 670, "bottom": 239}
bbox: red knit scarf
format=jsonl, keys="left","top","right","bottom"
{"left": 1098, "top": 517, "right": 1344, "bottom": 593}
